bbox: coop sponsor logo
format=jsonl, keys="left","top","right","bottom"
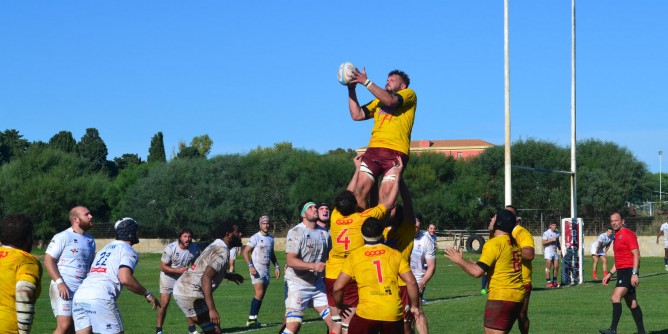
{"left": 364, "top": 249, "right": 386, "bottom": 257}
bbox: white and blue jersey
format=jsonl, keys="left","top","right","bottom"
{"left": 74, "top": 240, "right": 139, "bottom": 301}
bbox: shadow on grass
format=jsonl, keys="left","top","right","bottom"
{"left": 649, "top": 330, "right": 668, "bottom": 334}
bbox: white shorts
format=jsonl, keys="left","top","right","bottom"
{"left": 544, "top": 247, "right": 559, "bottom": 261}
{"left": 590, "top": 244, "right": 605, "bottom": 257}
{"left": 72, "top": 298, "right": 123, "bottom": 334}
{"left": 49, "top": 281, "right": 74, "bottom": 317}
{"left": 160, "top": 273, "right": 179, "bottom": 294}
{"left": 250, "top": 270, "right": 271, "bottom": 286}
{"left": 173, "top": 294, "right": 208, "bottom": 318}
{"left": 285, "top": 279, "right": 328, "bottom": 313}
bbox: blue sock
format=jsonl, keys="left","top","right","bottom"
{"left": 250, "top": 298, "right": 263, "bottom": 317}
{"left": 188, "top": 325, "right": 196, "bottom": 333}
{"left": 664, "top": 257, "right": 667, "bottom": 265}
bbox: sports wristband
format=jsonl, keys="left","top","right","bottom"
{"left": 364, "top": 79, "right": 372, "bottom": 87}
{"left": 248, "top": 263, "right": 254, "bottom": 267}
{"left": 55, "top": 278, "right": 64, "bottom": 284}
{"left": 275, "top": 264, "right": 280, "bottom": 269}
{"left": 145, "top": 291, "right": 152, "bottom": 299}
{"left": 632, "top": 269, "right": 638, "bottom": 275}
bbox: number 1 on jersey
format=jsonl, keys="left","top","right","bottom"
{"left": 372, "top": 259, "right": 384, "bottom": 283}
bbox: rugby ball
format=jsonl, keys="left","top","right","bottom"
{"left": 337, "top": 62, "right": 356, "bottom": 85}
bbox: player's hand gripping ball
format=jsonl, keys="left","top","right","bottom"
{"left": 337, "top": 62, "right": 357, "bottom": 85}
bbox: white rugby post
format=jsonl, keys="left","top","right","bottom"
{"left": 503, "top": 0, "right": 512, "bottom": 206}
{"left": 566, "top": 0, "right": 582, "bottom": 285}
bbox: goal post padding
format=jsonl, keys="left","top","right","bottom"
{"left": 560, "top": 218, "right": 583, "bottom": 285}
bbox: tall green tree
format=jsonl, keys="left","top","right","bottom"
{"left": 114, "top": 154, "right": 143, "bottom": 170}
{"left": 0, "top": 129, "right": 30, "bottom": 164}
{"left": 576, "top": 139, "right": 646, "bottom": 218}
{"left": 48, "top": 131, "right": 77, "bottom": 153}
{"left": 77, "top": 128, "right": 109, "bottom": 172}
{"left": 148, "top": 131, "right": 166, "bottom": 163}
{"left": 117, "top": 156, "right": 244, "bottom": 237}
{"left": 0, "top": 146, "right": 110, "bottom": 240}
{"left": 191, "top": 134, "right": 213, "bottom": 157}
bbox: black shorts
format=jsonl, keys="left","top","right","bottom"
{"left": 615, "top": 268, "right": 637, "bottom": 294}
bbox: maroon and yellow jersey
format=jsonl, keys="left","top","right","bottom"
{"left": 362, "top": 88, "right": 417, "bottom": 154}
{"left": 0, "top": 246, "right": 42, "bottom": 333}
{"left": 341, "top": 244, "right": 410, "bottom": 322}
{"left": 512, "top": 225, "right": 535, "bottom": 284}
{"left": 326, "top": 205, "right": 387, "bottom": 279}
{"left": 383, "top": 217, "right": 415, "bottom": 286}
{"left": 477, "top": 235, "right": 525, "bottom": 303}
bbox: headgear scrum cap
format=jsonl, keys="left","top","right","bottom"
{"left": 493, "top": 209, "right": 516, "bottom": 234}
{"left": 115, "top": 217, "right": 140, "bottom": 245}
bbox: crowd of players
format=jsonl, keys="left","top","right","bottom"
{"left": 0, "top": 67, "right": 658, "bottom": 334}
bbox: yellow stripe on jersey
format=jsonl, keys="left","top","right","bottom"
{"left": 0, "top": 247, "right": 42, "bottom": 333}
{"left": 363, "top": 88, "right": 417, "bottom": 154}
{"left": 341, "top": 244, "right": 410, "bottom": 322}
{"left": 512, "top": 225, "right": 535, "bottom": 284}
{"left": 326, "top": 205, "right": 387, "bottom": 279}
{"left": 477, "top": 235, "right": 525, "bottom": 303}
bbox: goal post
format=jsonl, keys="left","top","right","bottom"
{"left": 560, "top": 217, "right": 583, "bottom": 285}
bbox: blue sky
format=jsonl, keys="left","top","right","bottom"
{"left": 1, "top": 1, "right": 666, "bottom": 173}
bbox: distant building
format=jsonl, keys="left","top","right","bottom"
{"left": 356, "top": 139, "right": 495, "bottom": 160}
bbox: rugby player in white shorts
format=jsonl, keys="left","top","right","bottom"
{"left": 44, "top": 206, "right": 96, "bottom": 334}
{"left": 657, "top": 220, "right": 668, "bottom": 271}
{"left": 541, "top": 222, "right": 561, "bottom": 288}
{"left": 72, "top": 218, "right": 159, "bottom": 334}
{"left": 282, "top": 201, "right": 333, "bottom": 334}
{"left": 410, "top": 219, "right": 436, "bottom": 302}
{"left": 156, "top": 227, "right": 200, "bottom": 334}
{"left": 172, "top": 221, "right": 244, "bottom": 334}
{"left": 590, "top": 228, "right": 614, "bottom": 280}
{"left": 242, "top": 215, "right": 280, "bottom": 328}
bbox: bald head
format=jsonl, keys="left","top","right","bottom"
{"left": 69, "top": 206, "right": 93, "bottom": 232}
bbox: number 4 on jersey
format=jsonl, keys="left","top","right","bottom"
{"left": 336, "top": 228, "right": 350, "bottom": 251}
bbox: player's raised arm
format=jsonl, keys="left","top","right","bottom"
{"left": 351, "top": 67, "right": 402, "bottom": 108}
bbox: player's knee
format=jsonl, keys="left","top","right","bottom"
{"left": 342, "top": 322, "right": 350, "bottom": 332}
{"left": 359, "top": 162, "right": 376, "bottom": 182}
{"left": 285, "top": 310, "right": 304, "bottom": 324}
{"left": 319, "top": 306, "right": 331, "bottom": 320}
{"left": 381, "top": 174, "right": 397, "bottom": 183}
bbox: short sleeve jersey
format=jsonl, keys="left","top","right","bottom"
{"left": 247, "top": 232, "right": 275, "bottom": 272}
{"left": 542, "top": 229, "right": 559, "bottom": 253}
{"left": 477, "top": 235, "right": 525, "bottom": 303}
{"left": 410, "top": 231, "right": 436, "bottom": 282}
{"left": 612, "top": 227, "right": 639, "bottom": 270}
{"left": 285, "top": 223, "right": 330, "bottom": 286}
{"left": 326, "top": 205, "right": 387, "bottom": 279}
{"left": 0, "top": 246, "right": 42, "bottom": 333}
{"left": 591, "top": 233, "right": 613, "bottom": 251}
{"left": 173, "top": 239, "right": 230, "bottom": 299}
{"left": 362, "top": 88, "right": 417, "bottom": 154}
{"left": 660, "top": 222, "right": 668, "bottom": 243}
{"left": 75, "top": 240, "right": 138, "bottom": 301}
{"left": 341, "top": 244, "right": 410, "bottom": 322}
{"left": 512, "top": 225, "right": 535, "bottom": 284}
{"left": 45, "top": 227, "right": 96, "bottom": 290}
{"left": 383, "top": 216, "right": 415, "bottom": 287}
{"left": 160, "top": 241, "right": 200, "bottom": 280}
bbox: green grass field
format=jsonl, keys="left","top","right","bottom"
{"left": 31, "top": 251, "right": 668, "bottom": 334}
